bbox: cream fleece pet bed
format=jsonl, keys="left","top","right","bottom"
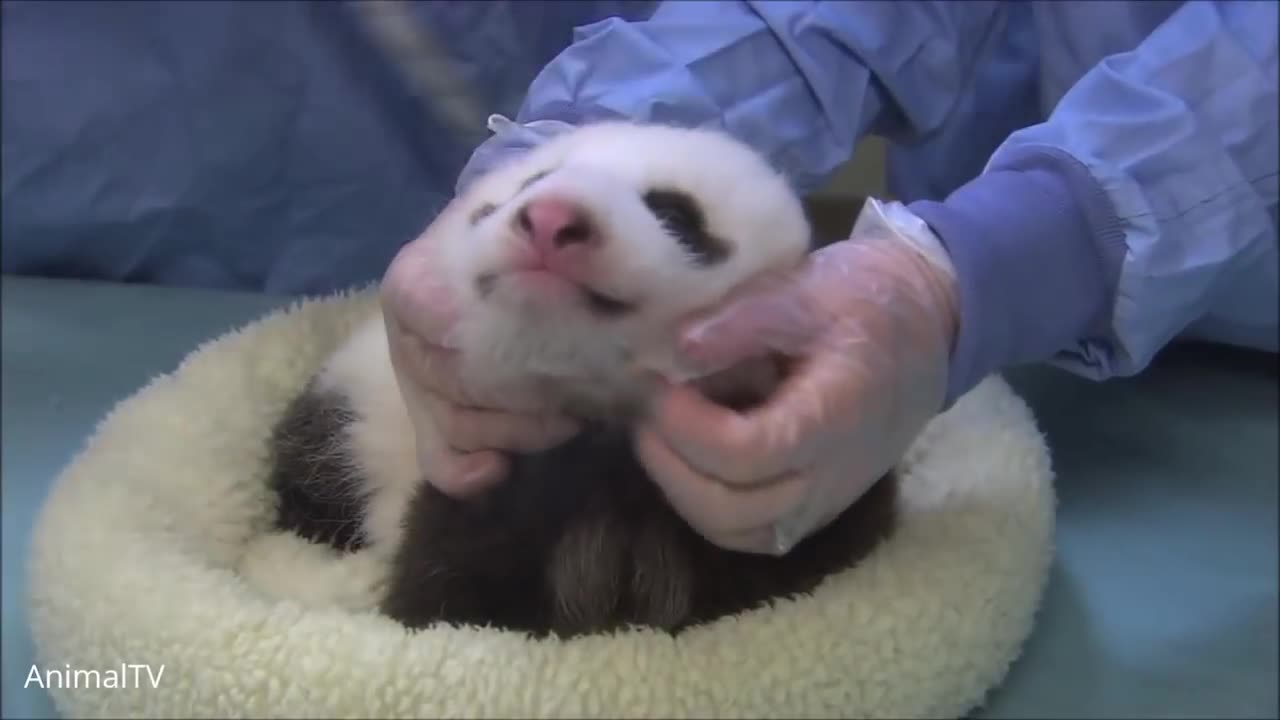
{"left": 28, "top": 289, "right": 1056, "bottom": 719}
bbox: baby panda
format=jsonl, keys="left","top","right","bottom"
{"left": 267, "top": 121, "right": 899, "bottom": 639}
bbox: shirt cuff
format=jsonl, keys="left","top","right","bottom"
{"left": 908, "top": 146, "right": 1127, "bottom": 406}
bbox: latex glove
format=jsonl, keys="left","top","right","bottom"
{"left": 382, "top": 115, "right": 581, "bottom": 498}
{"left": 634, "top": 198, "right": 960, "bottom": 556}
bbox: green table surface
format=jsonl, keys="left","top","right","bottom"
{"left": 3, "top": 275, "right": 1276, "bottom": 718}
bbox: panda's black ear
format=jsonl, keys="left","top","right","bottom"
{"left": 642, "top": 189, "right": 731, "bottom": 267}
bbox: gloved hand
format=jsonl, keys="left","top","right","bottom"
{"left": 634, "top": 198, "right": 961, "bottom": 556}
{"left": 382, "top": 115, "right": 582, "bottom": 498}
{"left": 382, "top": 232, "right": 584, "bottom": 498}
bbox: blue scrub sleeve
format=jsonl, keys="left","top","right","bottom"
{"left": 910, "top": 0, "right": 1278, "bottom": 403}
{"left": 459, "top": 0, "right": 1006, "bottom": 195}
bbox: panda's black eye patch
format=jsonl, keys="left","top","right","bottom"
{"left": 642, "top": 189, "right": 731, "bottom": 266}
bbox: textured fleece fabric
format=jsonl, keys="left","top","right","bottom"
{"left": 27, "top": 290, "right": 1056, "bottom": 719}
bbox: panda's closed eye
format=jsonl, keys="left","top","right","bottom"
{"left": 470, "top": 203, "right": 497, "bottom": 225}
{"left": 520, "top": 170, "right": 551, "bottom": 191}
{"left": 642, "top": 189, "right": 731, "bottom": 266}
{"left": 470, "top": 171, "right": 553, "bottom": 226}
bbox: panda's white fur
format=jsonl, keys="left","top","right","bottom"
{"left": 301, "top": 121, "right": 812, "bottom": 559}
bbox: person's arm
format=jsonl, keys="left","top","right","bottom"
{"left": 459, "top": 0, "right": 1007, "bottom": 195}
{"left": 908, "top": 0, "right": 1279, "bottom": 405}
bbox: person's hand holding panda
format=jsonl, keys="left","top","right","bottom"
{"left": 382, "top": 118, "right": 960, "bottom": 556}
{"left": 382, "top": 118, "right": 589, "bottom": 498}
{"left": 632, "top": 199, "right": 959, "bottom": 555}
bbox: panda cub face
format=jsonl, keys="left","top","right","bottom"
{"left": 431, "top": 121, "right": 811, "bottom": 417}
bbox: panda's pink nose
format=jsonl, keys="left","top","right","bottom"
{"left": 517, "top": 197, "right": 597, "bottom": 258}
